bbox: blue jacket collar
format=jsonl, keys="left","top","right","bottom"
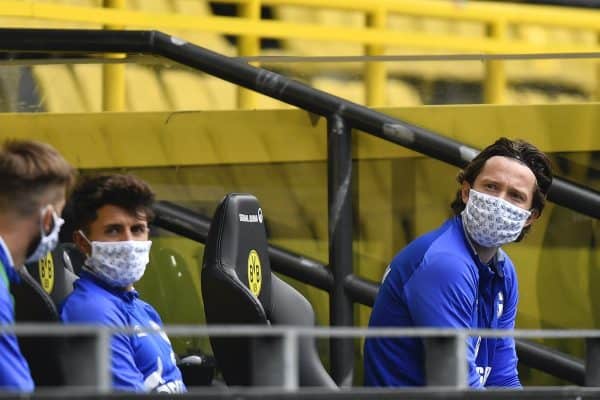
{"left": 79, "top": 270, "right": 139, "bottom": 302}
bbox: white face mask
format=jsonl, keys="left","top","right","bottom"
{"left": 461, "top": 189, "right": 532, "bottom": 248}
{"left": 25, "top": 206, "right": 64, "bottom": 264}
{"left": 79, "top": 231, "right": 152, "bottom": 288}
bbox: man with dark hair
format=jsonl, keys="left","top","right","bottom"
{"left": 60, "top": 174, "right": 186, "bottom": 394}
{"left": 0, "top": 139, "right": 74, "bottom": 392}
{"left": 364, "top": 138, "right": 553, "bottom": 388}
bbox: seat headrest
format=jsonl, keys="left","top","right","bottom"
{"left": 203, "top": 193, "right": 272, "bottom": 315}
{"left": 23, "top": 243, "right": 79, "bottom": 308}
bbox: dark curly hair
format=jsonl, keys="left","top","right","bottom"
{"left": 450, "top": 137, "right": 553, "bottom": 241}
{"left": 63, "top": 174, "right": 155, "bottom": 238}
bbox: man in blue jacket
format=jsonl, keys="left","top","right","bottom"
{"left": 0, "top": 140, "right": 74, "bottom": 392}
{"left": 364, "top": 138, "right": 553, "bottom": 388}
{"left": 60, "top": 174, "right": 186, "bottom": 393}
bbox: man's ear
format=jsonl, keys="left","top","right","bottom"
{"left": 461, "top": 182, "right": 471, "bottom": 205}
{"left": 525, "top": 209, "right": 539, "bottom": 227}
{"left": 41, "top": 206, "right": 54, "bottom": 234}
{"left": 72, "top": 230, "right": 91, "bottom": 257}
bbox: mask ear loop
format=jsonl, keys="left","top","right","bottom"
{"left": 77, "top": 230, "right": 92, "bottom": 246}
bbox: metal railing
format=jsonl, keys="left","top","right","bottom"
{"left": 4, "top": 323, "right": 600, "bottom": 397}
{"left": 2, "top": 0, "right": 599, "bottom": 107}
{"left": 1, "top": 27, "right": 600, "bottom": 386}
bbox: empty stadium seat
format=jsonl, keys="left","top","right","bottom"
{"left": 274, "top": 6, "right": 364, "bottom": 56}
{"left": 201, "top": 193, "right": 336, "bottom": 387}
{"left": 161, "top": 69, "right": 237, "bottom": 110}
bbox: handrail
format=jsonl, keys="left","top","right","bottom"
{"left": 2, "top": 27, "right": 599, "bottom": 384}
{"left": 38, "top": 27, "right": 596, "bottom": 217}
{"left": 5, "top": 0, "right": 600, "bottom": 107}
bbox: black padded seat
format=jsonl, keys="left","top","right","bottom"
{"left": 12, "top": 243, "right": 80, "bottom": 386}
{"left": 201, "top": 193, "right": 336, "bottom": 388}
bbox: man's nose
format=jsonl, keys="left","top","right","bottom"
{"left": 122, "top": 229, "right": 134, "bottom": 241}
{"left": 496, "top": 190, "right": 510, "bottom": 202}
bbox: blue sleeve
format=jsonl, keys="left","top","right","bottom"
{"left": 404, "top": 252, "right": 483, "bottom": 388}
{"left": 486, "top": 270, "right": 521, "bottom": 388}
{"left": 61, "top": 296, "right": 146, "bottom": 392}
{"left": 0, "top": 286, "right": 34, "bottom": 392}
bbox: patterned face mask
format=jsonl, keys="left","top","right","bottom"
{"left": 461, "top": 189, "right": 531, "bottom": 248}
{"left": 25, "top": 206, "right": 64, "bottom": 264}
{"left": 79, "top": 231, "right": 152, "bottom": 288}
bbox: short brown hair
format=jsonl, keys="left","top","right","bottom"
{"left": 0, "top": 140, "right": 75, "bottom": 216}
{"left": 450, "top": 137, "right": 553, "bottom": 240}
{"left": 65, "top": 174, "right": 155, "bottom": 234}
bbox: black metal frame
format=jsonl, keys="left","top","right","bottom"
{"left": 2, "top": 28, "right": 599, "bottom": 386}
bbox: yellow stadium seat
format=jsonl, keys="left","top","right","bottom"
{"left": 387, "top": 80, "right": 423, "bottom": 107}
{"left": 311, "top": 76, "right": 365, "bottom": 104}
{"left": 273, "top": 6, "right": 364, "bottom": 56}
{"left": 33, "top": 65, "right": 88, "bottom": 112}
{"left": 72, "top": 64, "right": 102, "bottom": 112}
{"left": 256, "top": 93, "right": 295, "bottom": 110}
{"left": 161, "top": 68, "right": 238, "bottom": 110}
{"left": 310, "top": 77, "right": 422, "bottom": 107}
{"left": 125, "top": 65, "right": 171, "bottom": 111}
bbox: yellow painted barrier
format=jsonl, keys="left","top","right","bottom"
{"left": 0, "top": 104, "right": 599, "bottom": 168}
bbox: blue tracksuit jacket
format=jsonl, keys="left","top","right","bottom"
{"left": 364, "top": 216, "right": 520, "bottom": 388}
{"left": 60, "top": 271, "right": 186, "bottom": 393}
{"left": 0, "top": 238, "right": 34, "bottom": 392}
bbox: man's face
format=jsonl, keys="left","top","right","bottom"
{"left": 86, "top": 204, "right": 149, "bottom": 243}
{"left": 461, "top": 155, "right": 538, "bottom": 225}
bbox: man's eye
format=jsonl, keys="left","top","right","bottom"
{"left": 511, "top": 193, "right": 525, "bottom": 202}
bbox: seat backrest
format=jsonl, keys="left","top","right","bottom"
{"left": 201, "top": 193, "right": 336, "bottom": 388}
{"left": 12, "top": 243, "right": 80, "bottom": 386}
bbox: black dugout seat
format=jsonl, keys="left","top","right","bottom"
{"left": 12, "top": 243, "right": 80, "bottom": 386}
{"left": 201, "top": 193, "right": 336, "bottom": 388}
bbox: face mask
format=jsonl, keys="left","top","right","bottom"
{"left": 25, "top": 206, "right": 64, "bottom": 264}
{"left": 461, "top": 189, "right": 531, "bottom": 248}
{"left": 79, "top": 231, "right": 152, "bottom": 288}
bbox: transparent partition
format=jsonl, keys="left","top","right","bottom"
{"left": 0, "top": 51, "right": 599, "bottom": 386}
{"left": 0, "top": 52, "right": 598, "bottom": 112}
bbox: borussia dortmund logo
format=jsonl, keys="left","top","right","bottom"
{"left": 247, "top": 250, "right": 262, "bottom": 297}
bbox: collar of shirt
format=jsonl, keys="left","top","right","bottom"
{"left": 0, "top": 235, "right": 21, "bottom": 284}
{"left": 457, "top": 216, "right": 505, "bottom": 279}
{"left": 80, "top": 269, "right": 140, "bottom": 303}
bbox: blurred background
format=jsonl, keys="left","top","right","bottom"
{"left": 1, "top": 0, "right": 599, "bottom": 387}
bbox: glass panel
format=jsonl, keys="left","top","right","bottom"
{"left": 0, "top": 52, "right": 597, "bottom": 112}
{"left": 1, "top": 50, "right": 598, "bottom": 386}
